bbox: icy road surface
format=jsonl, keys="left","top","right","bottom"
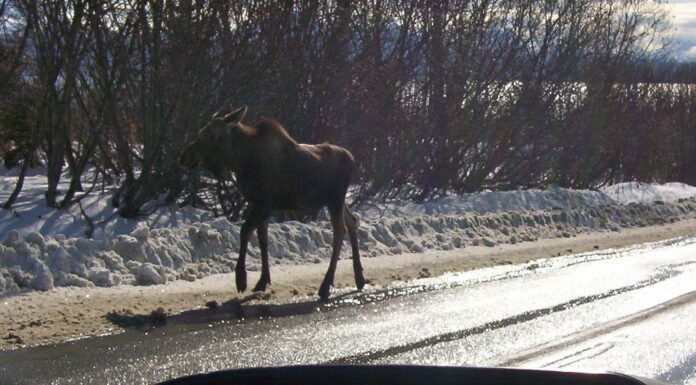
{"left": 1, "top": 237, "right": 695, "bottom": 385}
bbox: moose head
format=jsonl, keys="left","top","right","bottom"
{"left": 179, "top": 106, "right": 248, "bottom": 178}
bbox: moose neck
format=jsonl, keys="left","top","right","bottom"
{"left": 223, "top": 124, "right": 257, "bottom": 174}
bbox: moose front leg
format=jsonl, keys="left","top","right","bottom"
{"left": 344, "top": 204, "right": 365, "bottom": 291}
{"left": 318, "top": 202, "right": 346, "bottom": 300}
{"left": 235, "top": 205, "right": 270, "bottom": 293}
{"left": 252, "top": 221, "right": 271, "bottom": 292}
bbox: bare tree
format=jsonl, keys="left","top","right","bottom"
{"left": 1, "top": 0, "right": 689, "bottom": 218}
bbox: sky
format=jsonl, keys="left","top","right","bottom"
{"left": 665, "top": 0, "right": 696, "bottom": 59}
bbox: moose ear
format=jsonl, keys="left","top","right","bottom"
{"left": 212, "top": 105, "right": 232, "bottom": 120}
{"left": 223, "top": 106, "right": 247, "bottom": 124}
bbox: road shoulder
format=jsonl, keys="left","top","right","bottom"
{"left": 2, "top": 218, "right": 695, "bottom": 349}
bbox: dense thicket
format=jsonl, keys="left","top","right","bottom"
{"left": 0, "top": 0, "right": 694, "bottom": 218}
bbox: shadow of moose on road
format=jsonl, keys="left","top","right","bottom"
{"left": 104, "top": 275, "right": 481, "bottom": 333}
{"left": 105, "top": 290, "right": 365, "bottom": 332}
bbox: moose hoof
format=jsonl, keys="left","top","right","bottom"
{"left": 355, "top": 275, "right": 366, "bottom": 291}
{"left": 252, "top": 279, "right": 269, "bottom": 292}
{"left": 235, "top": 269, "right": 247, "bottom": 293}
{"left": 318, "top": 282, "right": 331, "bottom": 301}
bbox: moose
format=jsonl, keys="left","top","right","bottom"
{"left": 179, "top": 106, "right": 365, "bottom": 300}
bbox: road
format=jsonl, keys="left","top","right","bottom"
{"left": 1, "top": 236, "right": 695, "bottom": 385}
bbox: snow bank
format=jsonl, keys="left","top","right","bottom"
{"left": 601, "top": 182, "right": 696, "bottom": 204}
{"left": 0, "top": 169, "right": 215, "bottom": 241}
{"left": 0, "top": 168, "right": 620, "bottom": 241}
{"left": 357, "top": 187, "right": 616, "bottom": 220}
{"left": 2, "top": 168, "right": 696, "bottom": 296}
{"left": 1, "top": 195, "right": 694, "bottom": 295}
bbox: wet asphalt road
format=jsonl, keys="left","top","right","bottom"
{"left": 1, "top": 236, "right": 695, "bottom": 385}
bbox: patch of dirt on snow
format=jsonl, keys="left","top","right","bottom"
{"left": 2, "top": 218, "right": 695, "bottom": 349}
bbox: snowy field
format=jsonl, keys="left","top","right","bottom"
{"left": 1, "top": 167, "right": 695, "bottom": 296}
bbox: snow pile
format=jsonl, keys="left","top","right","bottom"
{"left": 0, "top": 169, "right": 616, "bottom": 243}
{"left": 357, "top": 187, "right": 617, "bottom": 220}
{"left": 601, "top": 182, "right": 696, "bottom": 204}
{"left": 0, "top": 168, "right": 215, "bottom": 241}
{"left": 2, "top": 167, "right": 696, "bottom": 296}
{"left": 1, "top": 195, "right": 694, "bottom": 295}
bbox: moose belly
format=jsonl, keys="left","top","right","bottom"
{"left": 271, "top": 187, "right": 328, "bottom": 211}
{"left": 236, "top": 176, "right": 329, "bottom": 211}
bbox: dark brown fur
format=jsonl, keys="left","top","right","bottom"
{"left": 180, "top": 106, "right": 365, "bottom": 299}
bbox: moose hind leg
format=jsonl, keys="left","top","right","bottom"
{"left": 253, "top": 221, "right": 271, "bottom": 292}
{"left": 318, "top": 202, "right": 346, "bottom": 300}
{"left": 344, "top": 204, "right": 365, "bottom": 291}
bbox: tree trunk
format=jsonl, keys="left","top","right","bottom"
{"left": 60, "top": 135, "right": 97, "bottom": 208}
{"left": 44, "top": 124, "right": 67, "bottom": 207}
{"left": 2, "top": 162, "right": 28, "bottom": 209}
